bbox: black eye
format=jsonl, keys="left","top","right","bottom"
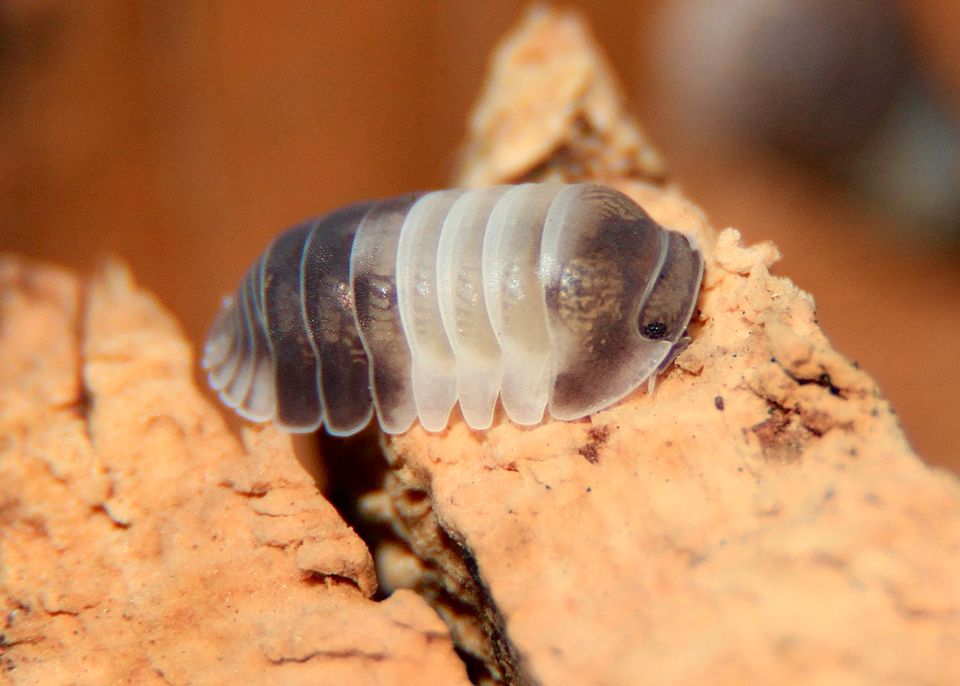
{"left": 642, "top": 321, "right": 667, "bottom": 339}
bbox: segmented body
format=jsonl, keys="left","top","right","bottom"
{"left": 203, "top": 183, "right": 703, "bottom": 435}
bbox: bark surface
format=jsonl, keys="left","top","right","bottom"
{"left": 0, "top": 257, "right": 469, "bottom": 685}
{"left": 2, "top": 6, "right": 958, "bottom": 686}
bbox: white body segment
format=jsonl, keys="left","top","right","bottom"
{"left": 436, "top": 187, "right": 509, "bottom": 430}
{"left": 396, "top": 190, "right": 464, "bottom": 431}
{"left": 203, "top": 183, "right": 704, "bottom": 436}
{"left": 481, "top": 184, "right": 559, "bottom": 425}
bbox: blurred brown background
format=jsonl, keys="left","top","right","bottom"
{"left": 2, "top": 1, "right": 958, "bottom": 469}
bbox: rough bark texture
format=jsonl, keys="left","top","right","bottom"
{"left": 0, "top": 257, "right": 469, "bottom": 685}
{"left": 459, "top": 6, "right": 664, "bottom": 188}
{"left": 376, "top": 7, "right": 960, "bottom": 685}
{"left": 2, "top": 6, "right": 958, "bottom": 686}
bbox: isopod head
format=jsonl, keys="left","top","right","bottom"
{"left": 539, "top": 184, "right": 702, "bottom": 419}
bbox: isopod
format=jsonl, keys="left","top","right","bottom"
{"left": 203, "top": 183, "right": 704, "bottom": 436}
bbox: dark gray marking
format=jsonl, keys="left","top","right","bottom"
{"left": 637, "top": 231, "right": 702, "bottom": 343}
{"left": 261, "top": 224, "right": 323, "bottom": 429}
{"left": 301, "top": 202, "right": 377, "bottom": 435}
{"left": 546, "top": 185, "right": 667, "bottom": 414}
{"left": 350, "top": 193, "right": 423, "bottom": 433}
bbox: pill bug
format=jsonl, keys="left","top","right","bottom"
{"left": 203, "top": 183, "right": 704, "bottom": 436}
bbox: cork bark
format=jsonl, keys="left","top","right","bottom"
{"left": 2, "top": 6, "right": 958, "bottom": 686}
{"left": 381, "top": 8, "right": 960, "bottom": 684}
{"left": 0, "top": 256, "right": 470, "bottom": 685}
